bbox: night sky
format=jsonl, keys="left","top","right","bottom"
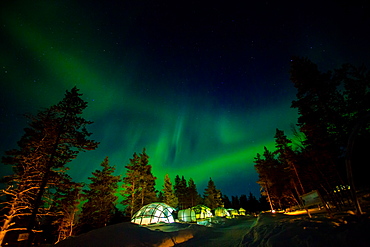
{"left": 1, "top": 1, "right": 370, "bottom": 197}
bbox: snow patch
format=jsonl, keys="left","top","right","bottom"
{"left": 55, "top": 222, "right": 195, "bottom": 247}
{"left": 242, "top": 212, "right": 370, "bottom": 247}
{"left": 55, "top": 213, "right": 370, "bottom": 247}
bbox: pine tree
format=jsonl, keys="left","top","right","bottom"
{"left": 187, "top": 178, "right": 201, "bottom": 207}
{"left": 203, "top": 178, "right": 223, "bottom": 209}
{"left": 254, "top": 147, "right": 289, "bottom": 210}
{"left": 52, "top": 180, "right": 82, "bottom": 244}
{"left": 289, "top": 58, "right": 370, "bottom": 209}
{"left": 258, "top": 195, "right": 271, "bottom": 211}
{"left": 247, "top": 193, "right": 259, "bottom": 213}
{"left": 274, "top": 129, "right": 305, "bottom": 197}
{"left": 254, "top": 151, "right": 269, "bottom": 205}
{"left": 231, "top": 196, "right": 240, "bottom": 209}
{"left": 157, "top": 191, "right": 164, "bottom": 202}
{"left": 290, "top": 57, "right": 344, "bottom": 149}
{"left": 162, "top": 174, "right": 178, "bottom": 208}
{"left": 137, "top": 149, "right": 157, "bottom": 206}
{"left": 0, "top": 87, "right": 98, "bottom": 245}
{"left": 121, "top": 149, "right": 157, "bottom": 217}
{"left": 121, "top": 152, "right": 141, "bottom": 217}
{"left": 78, "top": 157, "right": 120, "bottom": 233}
{"left": 239, "top": 194, "right": 248, "bottom": 209}
{"left": 222, "top": 195, "right": 232, "bottom": 208}
{"left": 174, "top": 175, "right": 187, "bottom": 209}
{"left": 290, "top": 57, "right": 344, "bottom": 192}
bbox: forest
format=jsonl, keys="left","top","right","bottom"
{"left": 254, "top": 57, "right": 369, "bottom": 213}
{"left": 1, "top": 57, "right": 369, "bottom": 245}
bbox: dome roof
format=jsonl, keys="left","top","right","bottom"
{"left": 131, "top": 202, "right": 176, "bottom": 225}
{"left": 191, "top": 205, "right": 213, "bottom": 219}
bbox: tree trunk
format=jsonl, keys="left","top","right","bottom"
{"left": 345, "top": 113, "right": 370, "bottom": 215}
{"left": 0, "top": 218, "right": 11, "bottom": 246}
{"left": 291, "top": 161, "right": 305, "bottom": 194}
{"left": 26, "top": 110, "right": 69, "bottom": 247}
{"left": 264, "top": 182, "right": 274, "bottom": 211}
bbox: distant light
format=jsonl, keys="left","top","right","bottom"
{"left": 271, "top": 210, "right": 276, "bottom": 213}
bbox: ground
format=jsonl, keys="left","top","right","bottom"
{"left": 55, "top": 210, "right": 370, "bottom": 247}
{"left": 242, "top": 211, "right": 370, "bottom": 247}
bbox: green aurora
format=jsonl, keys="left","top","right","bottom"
{"left": 2, "top": 1, "right": 368, "bottom": 197}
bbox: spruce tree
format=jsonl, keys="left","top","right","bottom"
{"left": 187, "top": 178, "right": 201, "bottom": 207}
{"left": 0, "top": 87, "right": 98, "bottom": 245}
{"left": 78, "top": 157, "right": 120, "bottom": 233}
{"left": 121, "top": 149, "right": 157, "bottom": 217}
{"left": 121, "top": 152, "right": 141, "bottom": 217}
{"left": 162, "top": 174, "right": 178, "bottom": 208}
{"left": 137, "top": 149, "right": 157, "bottom": 206}
{"left": 203, "top": 178, "right": 223, "bottom": 209}
{"left": 174, "top": 175, "right": 187, "bottom": 209}
{"left": 157, "top": 191, "right": 164, "bottom": 202}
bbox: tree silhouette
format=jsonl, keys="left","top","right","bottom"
{"left": 289, "top": 57, "right": 370, "bottom": 209}
{"left": 254, "top": 146, "right": 296, "bottom": 210}
{"left": 52, "top": 180, "right": 82, "bottom": 243}
{"left": 121, "top": 149, "right": 157, "bottom": 217}
{"left": 274, "top": 129, "right": 305, "bottom": 198}
{"left": 0, "top": 87, "right": 98, "bottom": 246}
{"left": 187, "top": 178, "right": 201, "bottom": 208}
{"left": 174, "top": 175, "right": 187, "bottom": 209}
{"left": 161, "top": 174, "right": 178, "bottom": 208}
{"left": 253, "top": 58, "right": 370, "bottom": 212}
{"left": 203, "top": 178, "right": 223, "bottom": 209}
{"left": 78, "top": 157, "right": 120, "bottom": 233}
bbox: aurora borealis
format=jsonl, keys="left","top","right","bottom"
{"left": 1, "top": 1, "right": 369, "bottom": 197}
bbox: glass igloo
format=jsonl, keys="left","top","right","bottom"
{"left": 178, "top": 208, "right": 196, "bottom": 222}
{"left": 131, "top": 202, "right": 176, "bottom": 225}
{"left": 192, "top": 205, "right": 213, "bottom": 219}
{"left": 214, "top": 207, "right": 230, "bottom": 217}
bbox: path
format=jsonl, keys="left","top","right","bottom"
{"left": 175, "top": 217, "right": 257, "bottom": 247}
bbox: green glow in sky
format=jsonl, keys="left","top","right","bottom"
{"left": 0, "top": 1, "right": 302, "bottom": 197}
